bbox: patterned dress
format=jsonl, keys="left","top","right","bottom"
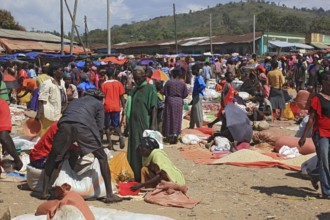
{"left": 162, "top": 79, "right": 188, "bottom": 137}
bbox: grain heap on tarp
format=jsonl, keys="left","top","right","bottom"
{"left": 213, "top": 149, "right": 274, "bottom": 164}
{"left": 211, "top": 149, "right": 313, "bottom": 171}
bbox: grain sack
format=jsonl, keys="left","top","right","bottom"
{"left": 27, "top": 164, "right": 44, "bottom": 192}
{"left": 274, "top": 136, "right": 315, "bottom": 155}
{"left": 295, "top": 90, "right": 311, "bottom": 110}
{"left": 252, "top": 129, "right": 289, "bottom": 145}
{"left": 253, "top": 121, "right": 270, "bottom": 131}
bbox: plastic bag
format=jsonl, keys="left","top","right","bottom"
{"left": 283, "top": 103, "right": 294, "bottom": 120}
{"left": 108, "top": 152, "right": 134, "bottom": 184}
{"left": 181, "top": 134, "right": 201, "bottom": 145}
{"left": 143, "top": 130, "right": 164, "bottom": 149}
{"left": 211, "top": 137, "right": 231, "bottom": 152}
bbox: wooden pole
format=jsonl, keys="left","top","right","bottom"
{"left": 64, "top": 0, "right": 87, "bottom": 55}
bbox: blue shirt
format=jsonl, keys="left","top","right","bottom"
{"left": 203, "top": 66, "right": 211, "bottom": 80}
{"left": 193, "top": 75, "right": 206, "bottom": 97}
{"left": 161, "top": 67, "right": 170, "bottom": 77}
{"left": 28, "top": 69, "right": 37, "bottom": 79}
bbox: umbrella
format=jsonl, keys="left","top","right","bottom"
{"left": 138, "top": 58, "right": 155, "bottom": 66}
{"left": 151, "top": 69, "right": 169, "bottom": 81}
{"left": 224, "top": 103, "right": 253, "bottom": 143}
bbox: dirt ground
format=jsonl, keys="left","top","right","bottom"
{"left": 1, "top": 128, "right": 330, "bottom": 220}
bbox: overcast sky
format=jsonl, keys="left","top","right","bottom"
{"left": 1, "top": 0, "right": 329, "bottom": 34}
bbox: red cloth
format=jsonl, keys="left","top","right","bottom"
{"left": 101, "top": 80, "right": 124, "bottom": 112}
{"left": 311, "top": 96, "right": 330, "bottom": 137}
{"left": 36, "top": 184, "right": 95, "bottom": 220}
{"left": 217, "top": 82, "right": 235, "bottom": 118}
{"left": 18, "top": 69, "right": 28, "bottom": 79}
{"left": 30, "top": 121, "right": 58, "bottom": 161}
{"left": 0, "top": 99, "right": 12, "bottom": 132}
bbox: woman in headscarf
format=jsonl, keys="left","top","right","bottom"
{"left": 162, "top": 67, "right": 188, "bottom": 144}
{"left": 130, "top": 137, "right": 185, "bottom": 190}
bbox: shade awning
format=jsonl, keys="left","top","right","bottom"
{"left": 0, "top": 38, "right": 90, "bottom": 54}
{"left": 268, "top": 41, "right": 313, "bottom": 49}
{"left": 311, "top": 42, "right": 330, "bottom": 50}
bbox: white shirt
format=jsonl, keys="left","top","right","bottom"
{"left": 39, "top": 77, "right": 66, "bottom": 121}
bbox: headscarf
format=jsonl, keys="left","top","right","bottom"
{"left": 139, "top": 137, "right": 159, "bottom": 150}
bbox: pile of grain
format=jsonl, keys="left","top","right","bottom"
{"left": 281, "top": 153, "right": 316, "bottom": 167}
{"left": 213, "top": 149, "right": 274, "bottom": 164}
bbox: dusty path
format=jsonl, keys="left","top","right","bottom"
{"left": 1, "top": 141, "right": 329, "bottom": 220}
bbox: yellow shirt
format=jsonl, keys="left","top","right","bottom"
{"left": 267, "top": 69, "right": 285, "bottom": 89}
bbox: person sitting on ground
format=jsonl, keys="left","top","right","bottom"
{"left": 130, "top": 137, "right": 185, "bottom": 191}
{"left": 0, "top": 98, "right": 23, "bottom": 171}
{"left": 208, "top": 71, "right": 236, "bottom": 128}
{"left": 40, "top": 89, "right": 121, "bottom": 203}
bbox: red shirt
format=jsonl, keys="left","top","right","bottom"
{"left": 18, "top": 69, "right": 28, "bottom": 79}
{"left": 0, "top": 99, "right": 12, "bottom": 132}
{"left": 101, "top": 80, "right": 125, "bottom": 112}
{"left": 29, "top": 121, "right": 58, "bottom": 161}
{"left": 311, "top": 95, "right": 330, "bottom": 137}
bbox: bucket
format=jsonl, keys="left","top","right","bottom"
{"left": 23, "top": 118, "right": 41, "bottom": 137}
{"left": 118, "top": 182, "right": 140, "bottom": 196}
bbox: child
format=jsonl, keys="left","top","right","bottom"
{"left": 131, "top": 137, "right": 185, "bottom": 191}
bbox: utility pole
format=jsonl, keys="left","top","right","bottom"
{"left": 60, "top": 0, "right": 64, "bottom": 55}
{"left": 253, "top": 14, "right": 256, "bottom": 54}
{"left": 84, "top": 15, "right": 88, "bottom": 48}
{"left": 210, "top": 14, "right": 213, "bottom": 54}
{"left": 173, "top": 3, "right": 178, "bottom": 54}
{"left": 64, "top": 0, "right": 87, "bottom": 55}
{"left": 107, "top": 0, "right": 111, "bottom": 54}
{"left": 68, "top": 0, "right": 78, "bottom": 55}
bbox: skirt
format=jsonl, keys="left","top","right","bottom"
{"left": 269, "top": 87, "right": 285, "bottom": 110}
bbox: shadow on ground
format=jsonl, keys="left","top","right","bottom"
{"left": 285, "top": 172, "right": 309, "bottom": 180}
{"left": 317, "top": 212, "right": 330, "bottom": 220}
{"left": 251, "top": 185, "right": 319, "bottom": 198}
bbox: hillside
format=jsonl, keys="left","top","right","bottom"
{"left": 89, "top": 1, "right": 330, "bottom": 45}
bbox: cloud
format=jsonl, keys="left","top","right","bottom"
{"left": 1, "top": 0, "right": 329, "bottom": 33}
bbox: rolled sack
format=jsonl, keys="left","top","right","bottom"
{"left": 295, "top": 90, "right": 312, "bottom": 110}
{"left": 275, "top": 136, "right": 315, "bottom": 155}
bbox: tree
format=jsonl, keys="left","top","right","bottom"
{"left": 0, "top": 9, "right": 25, "bottom": 31}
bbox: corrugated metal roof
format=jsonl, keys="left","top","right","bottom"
{"left": 0, "top": 28, "right": 71, "bottom": 43}
{"left": 311, "top": 42, "right": 330, "bottom": 49}
{"left": 0, "top": 38, "right": 89, "bottom": 54}
{"left": 112, "top": 32, "right": 263, "bottom": 50}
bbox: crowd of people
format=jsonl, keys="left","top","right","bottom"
{"left": 1, "top": 50, "right": 330, "bottom": 202}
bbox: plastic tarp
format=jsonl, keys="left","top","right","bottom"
{"left": 268, "top": 41, "right": 313, "bottom": 49}
{"left": 12, "top": 206, "right": 174, "bottom": 220}
{"left": 100, "top": 56, "right": 127, "bottom": 65}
